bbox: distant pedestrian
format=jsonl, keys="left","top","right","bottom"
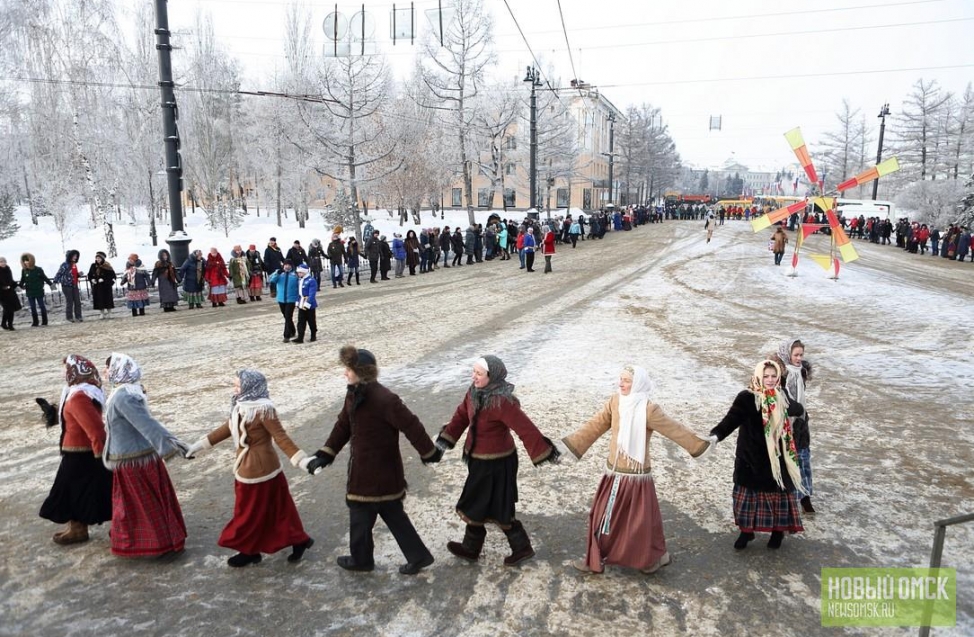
{"left": 204, "top": 248, "right": 229, "bottom": 307}
{"left": 121, "top": 255, "right": 150, "bottom": 317}
{"left": 0, "top": 256, "right": 23, "bottom": 330}
{"left": 269, "top": 259, "right": 299, "bottom": 342}
{"left": 293, "top": 264, "right": 318, "bottom": 344}
{"left": 53, "top": 249, "right": 83, "bottom": 322}
{"left": 179, "top": 250, "right": 206, "bottom": 309}
{"left": 88, "top": 252, "right": 116, "bottom": 320}
{"left": 18, "top": 252, "right": 54, "bottom": 327}
{"left": 151, "top": 249, "right": 181, "bottom": 313}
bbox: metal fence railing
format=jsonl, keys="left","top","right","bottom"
{"left": 919, "top": 512, "right": 974, "bottom": 637}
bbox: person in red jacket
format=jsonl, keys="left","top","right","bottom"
{"left": 204, "top": 247, "right": 230, "bottom": 307}
{"left": 39, "top": 355, "right": 113, "bottom": 545}
{"left": 541, "top": 228, "right": 556, "bottom": 273}
{"left": 436, "top": 356, "right": 559, "bottom": 566}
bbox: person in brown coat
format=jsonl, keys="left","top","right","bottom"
{"left": 562, "top": 365, "right": 709, "bottom": 574}
{"left": 772, "top": 227, "right": 789, "bottom": 266}
{"left": 185, "top": 369, "right": 314, "bottom": 567}
{"left": 306, "top": 346, "right": 442, "bottom": 575}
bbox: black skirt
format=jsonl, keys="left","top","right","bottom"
{"left": 455, "top": 453, "right": 519, "bottom": 526}
{"left": 39, "top": 451, "right": 113, "bottom": 525}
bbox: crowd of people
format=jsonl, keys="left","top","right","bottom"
{"left": 0, "top": 210, "right": 659, "bottom": 333}
{"left": 38, "top": 338, "right": 817, "bottom": 576}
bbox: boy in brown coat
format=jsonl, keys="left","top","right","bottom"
{"left": 307, "top": 346, "right": 442, "bottom": 574}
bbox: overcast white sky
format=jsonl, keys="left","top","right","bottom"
{"left": 165, "top": 0, "right": 974, "bottom": 171}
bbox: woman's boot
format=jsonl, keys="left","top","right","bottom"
{"left": 54, "top": 520, "right": 89, "bottom": 545}
{"left": 447, "top": 524, "right": 487, "bottom": 562}
{"left": 502, "top": 520, "right": 535, "bottom": 566}
{"left": 131, "top": 308, "right": 138, "bottom": 317}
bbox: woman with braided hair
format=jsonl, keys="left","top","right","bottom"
{"left": 436, "top": 356, "right": 560, "bottom": 567}
{"left": 709, "top": 359, "right": 806, "bottom": 550}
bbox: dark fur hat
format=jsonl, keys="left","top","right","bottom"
{"left": 339, "top": 345, "right": 378, "bottom": 383}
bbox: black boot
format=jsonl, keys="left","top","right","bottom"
{"left": 227, "top": 552, "right": 262, "bottom": 568}
{"left": 132, "top": 308, "right": 138, "bottom": 317}
{"left": 447, "top": 524, "right": 487, "bottom": 562}
{"left": 309, "top": 332, "right": 317, "bottom": 342}
{"left": 800, "top": 496, "right": 816, "bottom": 514}
{"left": 287, "top": 538, "right": 314, "bottom": 563}
{"left": 41, "top": 310, "right": 48, "bottom": 326}
{"left": 256, "top": 296, "right": 262, "bottom": 301}
{"left": 355, "top": 273, "right": 360, "bottom": 285}
{"left": 768, "top": 531, "right": 784, "bottom": 549}
{"left": 502, "top": 521, "right": 535, "bottom": 566}
{"left": 138, "top": 307, "right": 145, "bottom": 316}
{"left": 347, "top": 273, "right": 353, "bottom": 286}
{"left": 734, "top": 532, "right": 755, "bottom": 550}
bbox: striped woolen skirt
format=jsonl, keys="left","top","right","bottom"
{"left": 110, "top": 455, "right": 186, "bottom": 557}
{"left": 732, "top": 484, "right": 803, "bottom": 534}
{"left": 583, "top": 472, "right": 666, "bottom": 573}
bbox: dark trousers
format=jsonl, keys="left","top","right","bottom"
{"left": 543, "top": 255, "right": 552, "bottom": 273}
{"left": 453, "top": 252, "right": 463, "bottom": 266}
{"left": 279, "top": 302, "right": 296, "bottom": 338}
{"left": 348, "top": 499, "right": 432, "bottom": 566}
{"left": 296, "top": 307, "right": 316, "bottom": 340}
{"left": 525, "top": 252, "right": 536, "bottom": 271}
{"left": 62, "top": 285, "right": 82, "bottom": 320}
{"left": 268, "top": 280, "right": 277, "bottom": 297}
{"left": 570, "top": 235, "right": 578, "bottom": 248}
{"left": 774, "top": 251, "right": 784, "bottom": 266}
{"left": 28, "top": 296, "right": 48, "bottom": 325}
{"left": 369, "top": 259, "right": 379, "bottom": 282}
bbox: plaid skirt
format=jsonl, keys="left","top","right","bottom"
{"left": 111, "top": 455, "right": 186, "bottom": 557}
{"left": 733, "top": 484, "right": 803, "bottom": 534}
{"left": 218, "top": 473, "right": 310, "bottom": 555}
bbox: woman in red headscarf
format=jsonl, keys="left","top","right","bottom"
{"left": 39, "top": 355, "right": 114, "bottom": 545}
{"left": 204, "top": 247, "right": 230, "bottom": 307}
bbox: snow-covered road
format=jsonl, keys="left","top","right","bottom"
{"left": 1, "top": 220, "right": 971, "bottom": 636}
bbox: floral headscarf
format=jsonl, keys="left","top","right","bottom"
{"left": 64, "top": 354, "right": 101, "bottom": 388}
{"left": 470, "top": 356, "right": 516, "bottom": 409}
{"left": 232, "top": 369, "right": 270, "bottom": 407}
{"left": 107, "top": 353, "right": 142, "bottom": 385}
{"left": 748, "top": 360, "right": 805, "bottom": 494}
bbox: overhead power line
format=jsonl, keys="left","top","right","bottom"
{"left": 555, "top": 0, "right": 582, "bottom": 96}
{"left": 499, "top": 0, "right": 564, "bottom": 105}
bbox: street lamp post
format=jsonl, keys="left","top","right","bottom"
{"left": 523, "top": 66, "right": 542, "bottom": 212}
{"left": 607, "top": 113, "right": 616, "bottom": 205}
{"left": 153, "top": 0, "right": 190, "bottom": 266}
{"left": 872, "top": 103, "right": 890, "bottom": 201}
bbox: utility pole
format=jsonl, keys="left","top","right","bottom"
{"left": 524, "top": 66, "right": 542, "bottom": 212}
{"left": 607, "top": 113, "right": 616, "bottom": 205}
{"left": 873, "top": 103, "right": 890, "bottom": 201}
{"left": 154, "top": 0, "right": 190, "bottom": 265}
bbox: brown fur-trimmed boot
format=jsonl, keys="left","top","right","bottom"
{"left": 53, "top": 520, "right": 89, "bottom": 545}
{"left": 446, "top": 524, "right": 486, "bottom": 562}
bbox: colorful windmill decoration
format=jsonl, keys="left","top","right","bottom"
{"left": 751, "top": 127, "right": 900, "bottom": 279}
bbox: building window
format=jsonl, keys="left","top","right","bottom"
{"left": 583, "top": 188, "right": 592, "bottom": 210}
{"left": 556, "top": 188, "right": 569, "bottom": 208}
{"left": 505, "top": 162, "right": 516, "bottom": 176}
{"left": 478, "top": 188, "right": 491, "bottom": 208}
{"left": 504, "top": 188, "right": 516, "bottom": 208}
{"left": 451, "top": 188, "right": 462, "bottom": 207}
{"left": 504, "top": 136, "right": 517, "bottom": 150}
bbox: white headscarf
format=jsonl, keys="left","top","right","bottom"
{"left": 615, "top": 365, "right": 654, "bottom": 471}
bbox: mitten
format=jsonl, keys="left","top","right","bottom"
{"left": 422, "top": 446, "right": 444, "bottom": 465}
{"left": 537, "top": 437, "right": 561, "bottom": 466}
{"left": 306, "top": 451, "right": 334, "bottom": 474}
{"left": 435, "top": 432, "right": 455, "bottom": 451}
{"left": 183, "top": 437, "right": 210, "bottom": 459}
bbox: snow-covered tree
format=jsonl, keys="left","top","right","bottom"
{"left": 819, "top": 99, "right": 864, "bottom": 192}
{"left": 419, "top": 0, "right": 496, "bottom": 225}
{"left": 890, "top": 79, "right": 952, "bottom": 183}
{"left": 0, "top": 191, "right": 18, "bottom": 240}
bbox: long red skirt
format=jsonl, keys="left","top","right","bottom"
{"left": 218, "top": 473, "right": 310, "bottom": 555}
{"left": 583, "top": 473, "right": 665, "bottom": 573}
{"left": 111, "top": 456, "right": 186, "bottom": 557}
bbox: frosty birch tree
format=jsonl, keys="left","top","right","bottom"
{"left": 419, "top": 0, "right": 496, "bottom": 226}
{"left": 182, "top": 11, "right": 244, "bottom": 232}
{"left": 948, "top": 83, "right": 974, "bottom": 180}
{"left": 471, "top": 84, "right": 520, "bottom": 210}
{"left": 820, "top": 99, "right": 862, "bottom": 191}
{"left": 891, "top": 79, "right": 952, "bottom": 182}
